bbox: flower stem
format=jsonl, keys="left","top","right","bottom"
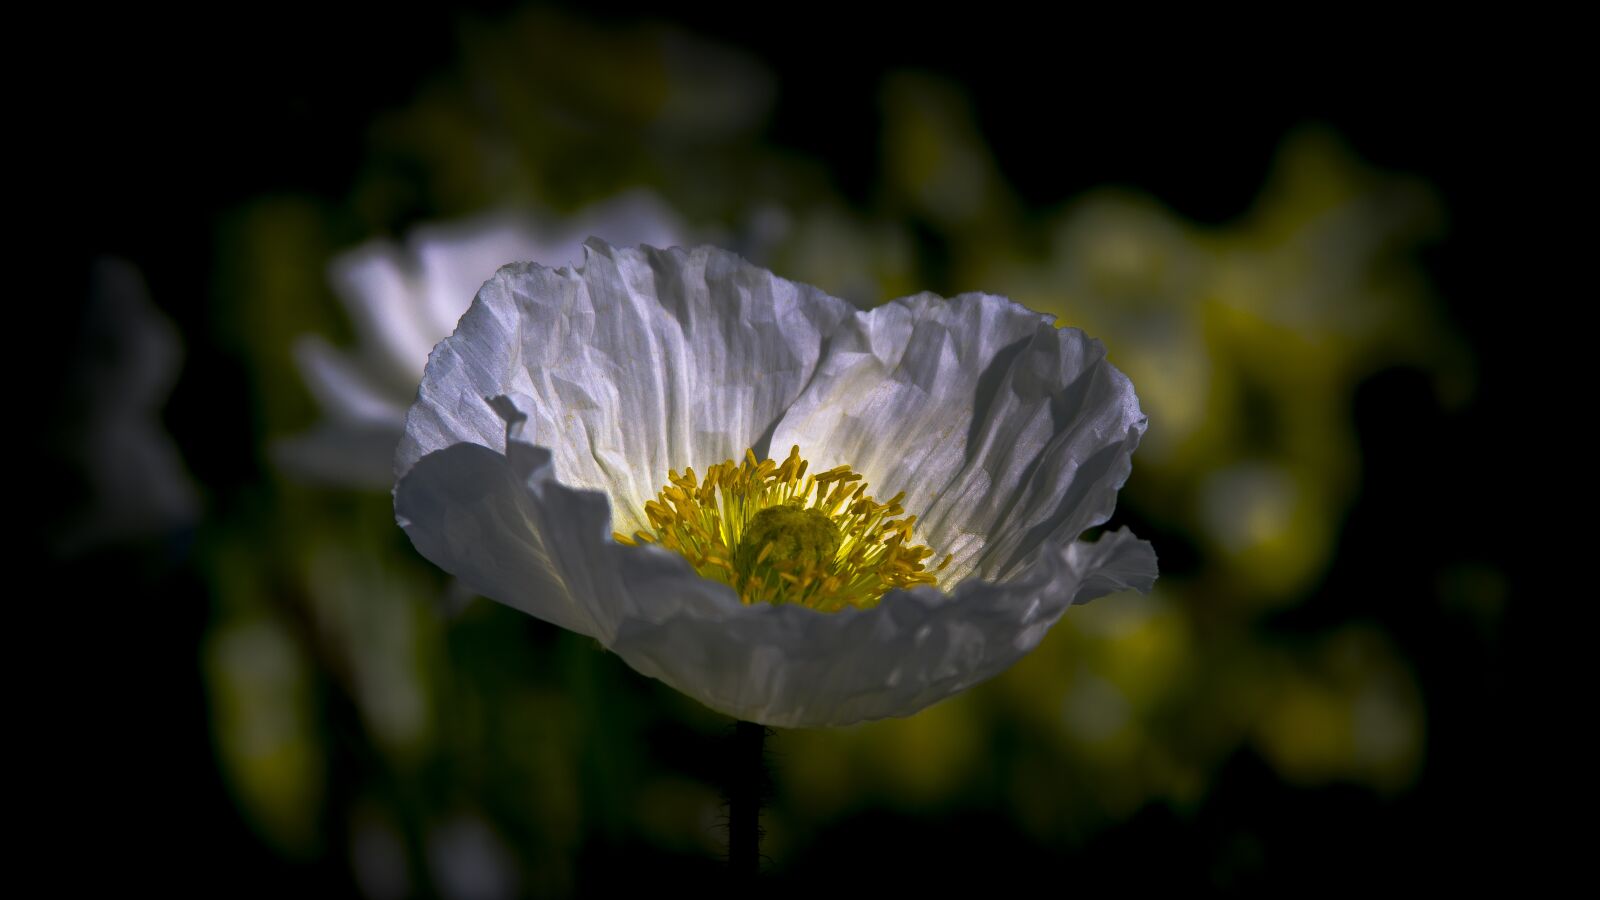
{"left": 727, "top": 720, "right": 768, "bottom": 880}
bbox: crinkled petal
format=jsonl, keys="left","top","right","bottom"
{"left": 606, "top": 527, "right": 1157, "bottom": 728}
{"left": 396, "top": 242, "right": 855, "bottom": 533}
{"left": 769, "top": 292, "right": 1146, "bottom": 583}
{"left": 410, "top": 192, "right": 690, "bottom": 339}
{"left": 395, "top": 441, "right": 624, "bottom": 641}
{"left": 328, "top": 193, "right": 693, "bottom": 407}
{"left": 408, "top": 194, "right": 688, "bottom": 345}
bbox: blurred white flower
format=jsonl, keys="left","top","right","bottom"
{"left": 394, "top": 242, "right": 1155, "bottom": 728}
{"left": 52, "top": 258, "right": 200, "bottom": 556}
{"left": 278, "top": 190, "right": 688, "bottom": 487}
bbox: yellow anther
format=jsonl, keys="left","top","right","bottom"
{"left": 620, "top": 446, "right": 946, "bottom": 611}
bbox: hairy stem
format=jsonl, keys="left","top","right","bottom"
{"left": 727, "top": 720, "right": 769, "bottom": 880}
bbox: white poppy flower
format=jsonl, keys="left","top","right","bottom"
{"left": 278, "top": 190, "right": 688, "bottom": 487}
{"left": 394, "top": 241, "right": 1156, "bottom": 728}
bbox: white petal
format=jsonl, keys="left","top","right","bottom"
{"left": 409, "top": 215, "right": 544, "bottom": 339}
{"left": 327, "top": 243, "right": 441, "bottom": 388}
{"left": 396, "top": 242, "right": 855, "bottom": 532}
{"left": 394, "top": 441, "right": 624, "bottom": 641}
{"left": 292, "top": 335, "right": 410, "bottom": 426}
{"left": 769, "top": 292, "right": 1147, "bottom": 583}
{"left": 606, "top": 527, "right": 1157, "bottom": 728}
{"left": 1065, "top": 526, "right": 1161, "bottom": 605}
{"left": 409, "top": 192, "right": 689, "bottom": 340}
{"left": 299, "top": 196, "right": 692, "bottom": 492}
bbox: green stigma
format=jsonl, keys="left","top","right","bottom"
{"left": 733, "top": 504, "right": 843, "bottom": 583}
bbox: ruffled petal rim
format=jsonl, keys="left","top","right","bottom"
{"left": 606, "top": 524, "right": 1156, "bottom": 727}
{"left": 397, "top": 428, "right": 1157, "bottom": 728}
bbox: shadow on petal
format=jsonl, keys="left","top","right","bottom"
{"left": 395, "top": 442, "right": 620, "bottom": 641}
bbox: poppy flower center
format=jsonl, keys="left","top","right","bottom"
{"left": 614, "top": 445, "right": 951, "bottom": 612}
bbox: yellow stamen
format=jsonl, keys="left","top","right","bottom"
{"left": 620, "top": 445, "right": 952, "bottom": 611}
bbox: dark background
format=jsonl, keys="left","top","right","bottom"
{"left": 40, "top": 4, "right": 1550, "bottom": 894}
